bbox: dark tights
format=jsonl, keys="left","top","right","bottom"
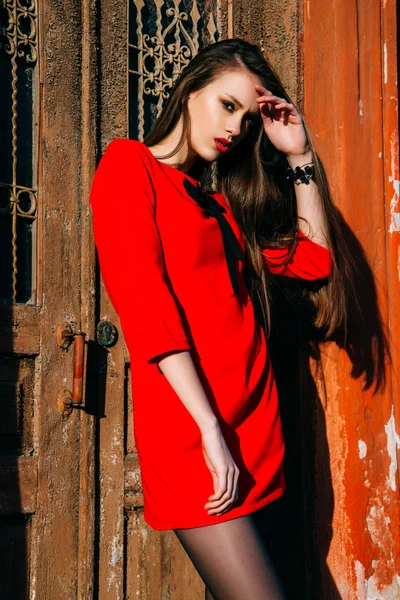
{"left": 173, "top": 502, "right": 286, "bottom": 600}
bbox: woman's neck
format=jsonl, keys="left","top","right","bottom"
{"left": 146, "top": 126, "right": 199, "bottom": 173}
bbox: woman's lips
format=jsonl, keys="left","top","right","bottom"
{"left": 214, "top": 138, "right": 231, "bottom": 153}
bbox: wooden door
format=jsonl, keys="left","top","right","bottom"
{"left": 0, "top": 0, "right": 96, "bottom": 597}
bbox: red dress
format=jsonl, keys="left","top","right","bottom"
{"left": 90, "top": 138, "right": 332, "bottom": 531}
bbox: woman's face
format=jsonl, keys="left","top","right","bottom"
{"left": 187, "top": 69, "right": 262, "bottom": 162}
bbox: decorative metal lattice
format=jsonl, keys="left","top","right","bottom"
{"left": 0, "top": 0, "right": 38, "bottom": 304}
{"left": 128, "top": 0, "right": 219, "bottom": 141}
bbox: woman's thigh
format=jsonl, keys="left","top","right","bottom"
{"left": 173, "top": 504, "right": 286, "bottom": 600}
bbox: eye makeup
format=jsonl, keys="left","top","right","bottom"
{"left": 221, "top": 99, "right": 259, "bottom": 126}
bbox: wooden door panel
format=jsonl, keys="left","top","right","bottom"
{"left": 0, "top": 1, "right": 40, "bottom": 597}
{"left": 0, "top": 306, "right": 40, "bottom": 355}
{"left": 32, "top": 0, "right": 86, "bottom": 595}
{"left": 125, "top": 510, "right": 204, "bottom": 599}
{"left": 0, "top": 0, "right": 96, "bottom": 597}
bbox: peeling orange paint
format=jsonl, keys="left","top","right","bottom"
{"left": 389, "top": 131, "right": 400, "bottom": 234}
{"left": 304, "top": 0, "right": 400, "bottom": 596}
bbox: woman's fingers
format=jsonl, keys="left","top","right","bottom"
{"left": 256, "top": 95, "right": 294, "bottom": 111}
{"left": 208, "top": 467, "right": 227, "bottom": 500}
{"left": 214, "top": 471, "right": 240, "bottom": 516}
{"left": 206, "top": 468, "right": 229, "bottom": 504}
{"left": 208, "top": 488, "right": 238, "bottom": 515}
{"left": 201, "top": 425, "right": 240, "bottom": 516}
{"left": 205, "top": 466, "right": 239, "bottom": 515}
{"left": 207, "top": 470, "right": 232, "bottom": 506}
{"left": 254, "top": 85, "right": 292, "bottom": 108}
{"left": 210, "top": 470, "right": 219, "bottom": 497}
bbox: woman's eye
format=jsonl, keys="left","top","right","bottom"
{"left": 222, "top": 100, "right": 234, "bottom": 112}
{"left": 221, "top": 101, "right": 258, "bottom": 128}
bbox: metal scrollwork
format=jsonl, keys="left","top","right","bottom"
{"left": 2, "top": 0, "right": 38, "bottom": 64}
{"left": 129, "top": 0, "right": 219, "bottom": 141}
{"left": 0, "top": 0, "right": 38, "bottom": 304}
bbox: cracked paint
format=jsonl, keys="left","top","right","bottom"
{"left": 110, "top": 532, "right": 123, "bottom": 567}
{"left": 389, "top": 180, "right": 400, "bottom": 233}
{"left": 366, "top": 502, "right": 392, "bottom": 552}
{"left": 357, "top": 557, "right": 400, "bottom": 600}
{"left": 384, "top": 405, "right": 400, "bottom": 492}
{"left": 366, "top": 561, "right": 400, "bottom": 599}
{"left": 358, "top": 439, "right": 367, "bottom": 459}
{"left": 361, "top": 500, "right": 400, "bottom": 598}
{"left": 389, "top": 130, "right": 400, "bottom": 233}
{"left": 355, "top": 560, "right": 367, "bottom": 600}
{"left": 383, "top": 42, "right": 387, "bottom": 84}
{"left": 397, "top": 246, "right": 400, "bottom": 282}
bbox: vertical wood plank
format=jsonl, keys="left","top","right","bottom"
{"left": 125, "top": 510, "right": 204, "bottom": 600}
{"left": 33, "top": 0, "right": 83, "bottom": 597}
{"left": 77, "top": 0, "right": 99, "bottom": 596}
{"left": 96, "top": 0, "right": 128, "bottom": 597}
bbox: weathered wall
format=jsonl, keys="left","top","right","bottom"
{"left": 233, "top": 0, "right": 301, "bottom": 103}
{"left": 233, "top": 0, "right": 400, "bottom": 598}
{"left": 303, "top": 0, "right": 400, "bottom": 598}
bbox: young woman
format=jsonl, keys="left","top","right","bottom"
{"left": 90, "top": 39, "right": 347, "bottom": 599}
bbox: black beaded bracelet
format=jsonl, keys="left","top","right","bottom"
{"left": 286, "top": 163, "right": 315, "bottom": 185}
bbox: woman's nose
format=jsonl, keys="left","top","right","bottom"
{"left": 227, "top": 117, "right": 245, "bottom": 138}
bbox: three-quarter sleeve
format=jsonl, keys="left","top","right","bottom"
{"left": 261, "top": 229, "right": 332, "bottom": 279}
{"left": 90, "top": 139, "right": 191, "bottom": 364}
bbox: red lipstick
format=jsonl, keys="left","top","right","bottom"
{"left": 214, "top": 138, "right": 232, "bottom": 153}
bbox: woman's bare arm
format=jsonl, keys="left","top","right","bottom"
{"left": 157, "top": 351, "right": 219, "bottom": 432}
{"left": 287, "top": 150, "right": 329, "bottom": 249}
{"left": 157, "top": 350, "right": 240, "bottom": 515}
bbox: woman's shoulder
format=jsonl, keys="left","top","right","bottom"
{"left": 98, "top": 138, "right": 158, "bottom": 180}
{"left": 91, "top": 138, "right": 159, "bottom": 205}
{"left": 103, "top": 138, "right": 151, "bottom": 161}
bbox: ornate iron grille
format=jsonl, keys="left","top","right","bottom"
{"left": 128, "top": 0, "right": 220, "bottom": 141}
{"left": 0, "top": 0, "right": 38, "bottom": 304}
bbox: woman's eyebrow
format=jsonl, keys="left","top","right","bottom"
{"left": 225, "top": 94, "right": 259, "bottom": 116}
{"left": 225, "top": 93, "right": 243, "bottom": 107}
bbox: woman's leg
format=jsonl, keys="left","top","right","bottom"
{"left": 173, "top": 506, "right": 286, "bottom": 600}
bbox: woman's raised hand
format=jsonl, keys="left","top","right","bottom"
{"left": 254, "top": 83, "right": 308, "bottom": 157}
{"left": 202, "top": 423, "right": 240, "bottom": 516}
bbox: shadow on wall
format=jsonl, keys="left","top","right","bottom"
{"left": 253, "top": 206, "right": 389, "bottom": 600}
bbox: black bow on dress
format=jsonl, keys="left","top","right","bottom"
{"left": 183, "top": 178, "right": 244, "bottom": 295}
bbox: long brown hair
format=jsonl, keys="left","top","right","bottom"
{"left": 144, "top": 38, "right": 356, "bottom": 339}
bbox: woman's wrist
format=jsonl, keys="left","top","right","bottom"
{"left": 286, "top": 150, "right": 313, "bottom": 167}
{"left": 198, "top": 417, "right": 220, "bottom": 434}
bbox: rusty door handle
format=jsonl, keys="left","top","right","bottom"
{"left": 57, "top": 323, "right": 87, "bottom": 416}
{"left": 71, "top": 330, "right": 86, "bottom": 405}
